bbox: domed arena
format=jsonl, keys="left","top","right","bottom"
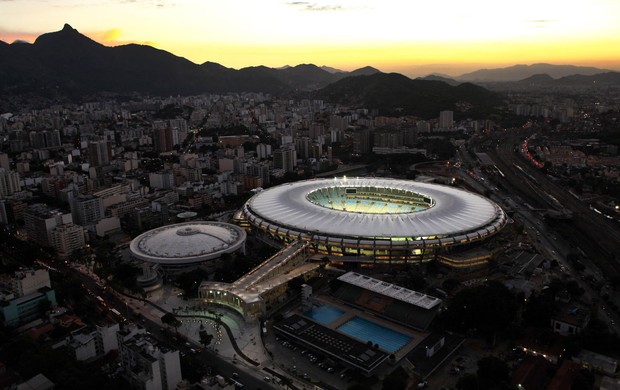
{"left": 129, "top": 221, "right": 247, "bottom": 272}
{"left": 242, "top": 177, "right": 507, "bottom": 263}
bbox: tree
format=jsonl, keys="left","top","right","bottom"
{"left": 523, "top": 292, "right": 556, "bottom": 327}
{"left": 161, "top": 313, "right": 181, "bottom": 332}
{"left": 199, "top": 330, "right": 213, "bottom": 347}
{"left": 456, "top": 373, "right": 479, "bottom": 390}
{"left": 381, "top": 366, "right": 409, "bottom": 390}
{"left": 477, "top": 356, "right": 510, "bottom": 390}
{"left": 439, "top": 280, "right": 518, "bottom": 340}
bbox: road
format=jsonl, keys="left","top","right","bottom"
{"left": 70, "top": 266, "right": 278, "bottom": 390}
{"left": 485, "top": 130, "right": 620, "bottom": 278}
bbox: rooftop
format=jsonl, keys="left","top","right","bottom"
{"left": 129, "top": 221, "right": 246, "bottom": 264}
{"left": 244, "top": 177, "right": 507, "bottom": 242}
{"left": 338, "top": 272, "right": 441, "bottom": 310}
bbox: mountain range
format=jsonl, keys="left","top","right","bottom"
{"left": 0, "top": 24, "right": 380, "bottom": 97}
{"left": 457, "top": 63, "right": 612, "bottom": 82}
{"left": 1, "top": 24, "right": 619, "bottom": 116}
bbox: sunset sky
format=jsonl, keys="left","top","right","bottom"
{"left": 2, "top": 0, "right": 620, "bottom": 76}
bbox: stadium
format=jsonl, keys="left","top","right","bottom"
{"left": 129, "top": 221, "right": 247, "bottom": 273}
{"left": 242, "top": 177, "right": 507, "bottom": 262}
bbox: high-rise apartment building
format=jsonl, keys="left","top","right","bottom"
{"left": 0, "top": 153, "right": 9, "bottom": 170}
{"left": 154, "top": 127, "right": 179, "bottom": 152}
{"left": 417, "top": 121, "right": 431, "bottom": 133}
{"left": 0, "top": 168, "right": 21, "bottom": 197}
{"left": 439, "top": 110, "right": 454, "bottom": 129}
{"left": 50, "top": 223, "right": 86, "bottom": 258}
{"left": 71, "top": 195, "right": 105, "bottom": 226}
{"left": 88, "top": 140, "right": 111, "bottom": 167}
{"left": 149, "top": 171, "right": 175, "bottom": 190}
{"left": 23, "top": 204, "right": 72, "bottom": 247}
{"left": 256, "top": 143, "right": 272, "bottom": 160}
{"left": 353, "top": 128, "right": 372, "bottom": 154}
{"left": 273, "top": 146, "right": 297, "bottom": 173}
{"left": 295, "top": 137, "right": 312, "bottom": 160}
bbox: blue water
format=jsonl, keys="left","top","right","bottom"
{"left": 337, "top": 317, "right": 411, "bottom": 353}
{"left": 303, "top": 305, "right": 345, "bottom": 325}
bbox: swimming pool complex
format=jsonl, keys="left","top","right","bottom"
{"left": 336, "top": 316, "right": 411, "bottom": 353}
{"left": 302, "top": 305, "right": 345, "bottom": 325}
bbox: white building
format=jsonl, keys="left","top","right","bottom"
{"left": 12, "top": 268, "right": 51, "bottom": 297}
{"left": 149, "top": 171, "right": 175, "bottom": 190}
{"left": 256, "top": 143, "right": 272, "bottom": 159}
{"left": 23, "top": 204, "right": 72, "bottom": 247}
{"left": 120, "top": 333, "right": 182, "bottom": 390}
{"left": 60, "top": 322, "right": 121, "bottom": 361}
{"left": 50, "top": 223, "right": 86, "bottom": 259}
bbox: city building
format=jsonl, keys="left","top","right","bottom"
{"left": 23, "top": 204, "right": 73, "bottom": 247}
{"left": 70, "top": 195, "right": 105, "bottom": 226}
{"left": 154, "top": 127, "right": 179, "bottom": 152}
{"left": 120, "top": 333, "right": 182, "bottom": 390}
{"left": 0, "top": 169, "right": 21, "bottom": 197}
{"left": 0, "top": 268, "right": 56, "bottom": 328}
{"left": 50, "top": 223, "right": 86, "bottom": 259}
{"left": 60, "top": 322, "right": 121, "bottom": 361}
{"left": 551, "top": 304, "right": 591, "bottom": 336}
{"left": 273, "top": 146, "right": 297, "bottom": 173}
{"left": 87, "top": 140, "right": 111, "bottom": 167}
{"left": 438, "top": 110, "right": 454, "bottom": 129}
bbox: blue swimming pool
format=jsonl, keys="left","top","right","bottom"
{"left": 337, "top": 316, "right": 411, "bottom": 353}
{"left": 303, "top": 305, "right": 345, "bottom": 325}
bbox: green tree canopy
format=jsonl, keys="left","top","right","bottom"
{"left": 440, "top": 280, "right": 518, "bottom": 337}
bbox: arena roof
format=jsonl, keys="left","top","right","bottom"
{"left": 129, "top": 221, "right": 246, "bottom": 265}
{"left": 243, "top": 177, "right": 506, "bottom": 244}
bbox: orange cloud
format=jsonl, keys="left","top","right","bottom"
{"left": 0, "top": 31, "right": 39, "bottom": 44}
{"left": 86, "top": 28, "right": 156, "bottom": 47}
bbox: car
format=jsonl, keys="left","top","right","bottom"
{"left": 232, "top": 373, "right": 239, "bottom": 379}
{"left": 264, "top": 376, "right": 271, "bottom": 382}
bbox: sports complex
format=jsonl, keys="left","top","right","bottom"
{"left": 242, "top": 177, "right": 508, "bottom": 263}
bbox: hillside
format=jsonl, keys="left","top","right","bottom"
{"left": 316, "top": 73, "right": 501, "bottom": 118}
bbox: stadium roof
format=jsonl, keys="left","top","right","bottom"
{"left": 338, "top": 272, "right": 441, "bottom": 309}
{"left": 244, "top": 177, "right": 506, "bottom": 241}
{"left": 130, "top": 221, "right": 246, "bottom": 265}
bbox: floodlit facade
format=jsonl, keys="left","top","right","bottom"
{"left": 242, "top": 177, "right": 507, "bottom": 262}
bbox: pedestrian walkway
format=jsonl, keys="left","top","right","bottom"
{"left": 128, "top": 285, "right": 271, "bottom": 365}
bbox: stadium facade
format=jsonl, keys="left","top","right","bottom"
{"left": 242, "top": 177, "right": 507, "bottom": 263}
